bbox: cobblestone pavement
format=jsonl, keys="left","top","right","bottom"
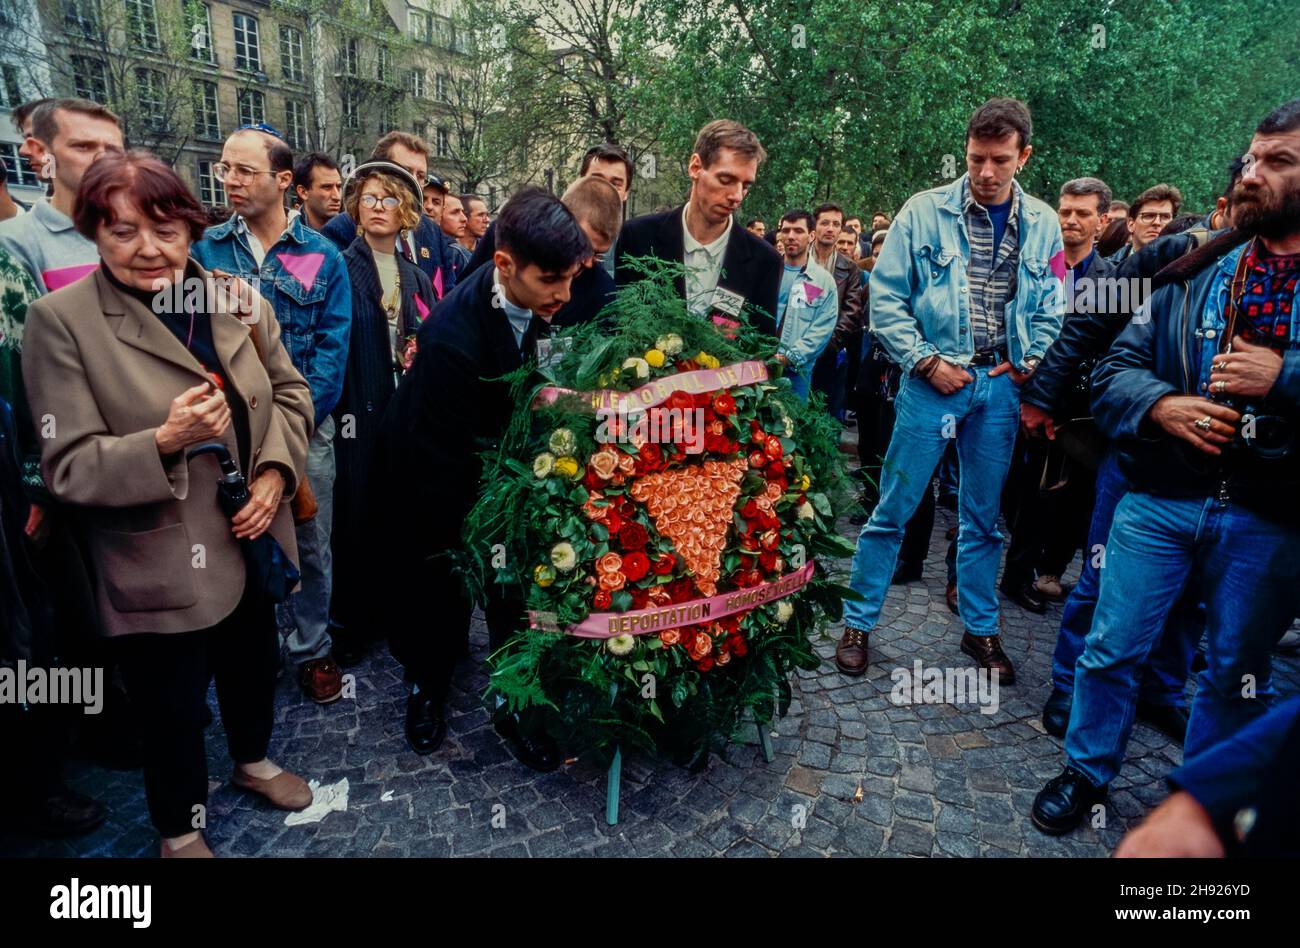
{"left": 7, "top": 434, "right": 1299, "bottom": 858}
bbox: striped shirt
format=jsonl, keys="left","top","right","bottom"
{"left": 962, "top": 179, "right": 1021, "bottom": 353}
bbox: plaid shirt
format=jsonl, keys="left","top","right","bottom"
{"left": 1233, "top": 241, "right": 1300, "bottom": 348}
{"left": 962, "top": 179, "right": 1021, "bottom": 353}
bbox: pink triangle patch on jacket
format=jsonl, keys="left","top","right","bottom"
{"left": 275, "top": 252, "right": 325, "bottom": 292}
{"left": 803, "top": 283, "right": 824, "bottom": 303}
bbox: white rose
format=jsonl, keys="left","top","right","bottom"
{"left": 606, "top": 634, "right": 636, "bottom": 656}
{"left": 533, "top": 452, "right": 555, "bottom": 478}
{"left": 775, "top": 601, "right": 794, "bottom": 624}
{"left": 797, "top": 501, "right": 815, "bottom": 520}
{"left": 655, "top": 333, "right": 684, "bottom": 355}
{"left": 548, "top": 428, "right": 577, "bottom": 456}
{"left": 550, "top": 542, "right": 577, "bottom": 573}
{"left": 622, "top": 357, "right": 651, "bottom": 380}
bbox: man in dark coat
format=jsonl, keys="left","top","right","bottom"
{"left": 615, "top": 120, "right": 781, "bottom": 337}
{"left": 371, "top": 187, "right": 592, "bottom": 764}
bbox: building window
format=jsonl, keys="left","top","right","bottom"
{"left": 198, "top": 160, "right": 226, "bottom": 206}
{"left": 285, "top": 99, "right": 308, "bottom": 149}
{"left": 435, "top": 72, "right": 448, "bottom": 103}
{"left": 125, "top": 0, "right": 159, "bottom": 50}
{"left": 237, "top": 88, "right": 265, "bottom": 126}
{"left": 186, "top": 2, "right": 214, "bottom": 63}
{"left": 342, "top": 37, "right": 359, "bottom": 76}
{"left": 192, "top": 79, "right": 220, "bottom": 139}
{"left": 376, "top": 46, "right": 390, "bottom": 83}
{"left": 0, "top": 65, "right": 21, "bottom": 109}
{"left": 436, "top": 127, "right": 449, "bottom": 158}
{"left": 63, "top": 0, "right": 97, "bottom": 39}
{"left": 342, "top": 90, "right": 360, "bottom": 130}
{"left": 71, "top": 56, "right": 109, "bottom": 103}
{"left": 431, "top": 15, "right": 451, "bottom": 48}
{"left": 412, "top": 120, "right": 428, "bottom": 141}
{"left": 233, "top": 13, "right": 261, "bottom": 72}
{"left": 134, "top": 68, "right": 166, "bottom": 130}
{"left": 406, "top": 68, "right": 424, "bottom": 98}
{"left": 279, "top": 25, "right": 304, "bottom": 82}
{"left": 0, "top": 143, "right": 40, "bottom": 189}
{"left": 408, "top": 10, "right": 428, "bottom": 42}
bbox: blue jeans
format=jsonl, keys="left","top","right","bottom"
{"left": 845, "top": 366, "right": 1020, "bottom": 635}
{"left": 1051, "top": 451, "right": 1202, "bottom": 706}
{"left": 790, "top": 367, "right": 812, "bottom": 401}
{"left": 1065, "top": 491, "right": 1298, "bottom": 787}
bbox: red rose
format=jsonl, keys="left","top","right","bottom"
{"left": 764, "top": 460, "right": 786, "bottom": 480}
{"left": 622, "top": 551, "right": 651, "bottom": 581}
{"left": 748, "top": 450, "right": 767, "bottom": 468}
{"left": 751, "top": 426, "right": 767, "bottom": 443}
{"left": 677, "top": 359, "right": 699, "bottom": 371}
{"left": 696, "top": 657, "right": 715, "bottom": 672}
{"left": 638, "top": 443, "right": 663, "bottom": 471}
{"left": 740, "top": 535, "right": 759, "bottom": 551}
{"left": 693, "top": 391, "right": 712, "bottom": 409}
{"left": 629, "top": 587, "right": 650, "bottom": 608}
{"left": 759, "top": 549, "right": 779, "bottom": 572}
{"left": 741, "top": 499, "right": 760, "bottom": 519}
{"left": 619, "top": 522, "right": 649, "bottom": 551}
{"left": 593, "top": 590, "right": 612, "bottom": 609}
{"left": 765, "top": 438, "right": 784, "bottom": 460}
{"left": 653, "top": 554, "right": 676, "bottom": 575}
{"left": 728, "top": 634, "right": 748, "bottom": 657}
{"left": 605, "top": 509, "right": 623, "bottom": 534}
{"left": 713, "top": 393, "right": 736, "bottom": 415}
{"left": 668, "top": 390, "right": 694, "bottom": 412}
{"left": 583, "top": 469, "right": 605, "bottom": 490}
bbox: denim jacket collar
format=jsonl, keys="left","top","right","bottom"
{"left": 939, "top": 175, "right": 1041, "bottom": 228}
{"left": 203, "top": 210, "right": 310, "bottom": 250}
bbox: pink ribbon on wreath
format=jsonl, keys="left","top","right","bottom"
{"left": 532, "top": 359, "right": 769, "bottom": 413}
{"left": 529, "top": 560, "right": 815, "bottom": 639}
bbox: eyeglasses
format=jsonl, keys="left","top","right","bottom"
{"left": 360, "top": 194, "right": 401, "bottom": 210}
{"left": 1136, "top": 211, "right": 1174, "bottom": 224}
{"left": 212, "top": 162, "right": 278, "bottom": 183}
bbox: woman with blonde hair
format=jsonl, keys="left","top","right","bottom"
{"left": 330, "top": 163, "right": 436, "bottom": 654}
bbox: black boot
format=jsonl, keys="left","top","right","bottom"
{"left": 30, "top": 786, "right": 108, "bottom": 837}
{"left": 1041, "top": 688, "right": 1071, "bottom": 738}
{"left": 1000, "top": 578, "right": 1047, "bottom": 614}
{"left": 1031, "top": 766, "right": 1107, "bottom": 836}
{"left": 494, "top": 712, "right": 560, "bottom": 772}
{"left": 405, "top": 690, "right": 446, "bottom": 755}
{"left": 1136, "top": 701, "right": 1188, "bottom": 744}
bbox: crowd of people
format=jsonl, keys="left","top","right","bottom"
{"left": 0, "top": 89, "right": 1297, "bottom": 858}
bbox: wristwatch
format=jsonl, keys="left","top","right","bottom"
{"left": 1022, "top": 357, "right": 1041, "bottom": 374}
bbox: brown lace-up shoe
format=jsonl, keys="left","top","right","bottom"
{"left": 945, "top": 581, "right": 960, "bottom": 615}
{"left": 835, "top": 628, "right": 870, "bottom": 676}
{"left": 959, "top": 631, "right": 1016, "bottom": 685}
{"left": 231, "top": 769, "right": 314, "bottom": 811}
{"left": 300, "top": 657, "right": 344, "bottom": 704}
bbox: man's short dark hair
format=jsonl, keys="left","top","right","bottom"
{"left": 293, "top": 152, "right": 338, "bottom": 192}
{"left": 1059, "top": 177, "right": 1112, "bottom": 215}
{"left": 779, "top": 209, "right": 814, "bottom": 231}
{"left": 1129, "top": 183, "right": 1183, "bottom": 218}
{"left": 460, "top": 193, "right": 485, "bottom": 211}
{"left": 966, "top": 97, "right": 1033, "bottom": 150}
{"left": 580, "top": 143, "right": 634, "bottom": 187}
{"left": 745, "top": 218, "right": 763, "bottom": 228}
{"left": 11, "top": 97, "right": 53, "bottom": 135}
{"left": 692, "top": 119, "right": 766, "bottom": 168}
{"left": 1160, "top": 213, "right": 1203, "bottom": 238}
{"left": 32, "top": 98, "right": 120, "bottom": 146}
{"left": 812, "top": 202, "right": 844, "bottom": 224}
{"left": 1256, "top": 98, "right": 1300, "bottom": 136}
{"left": 370, "top": 131, "right": 429, "bottom": 162}
{"left": 496, "top": 186, "right": 590, "bottom": 272}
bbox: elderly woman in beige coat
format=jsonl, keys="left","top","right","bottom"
{"left": 22, "top": 151, "right": 316, "bottom": 858}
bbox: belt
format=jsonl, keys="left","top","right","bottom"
{"left": 968, "top": 348, "right": 1008, "bottom": 367}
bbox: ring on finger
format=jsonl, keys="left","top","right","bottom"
{"left": 1193, "top": 416, "right": 1213, "bottom": 432}
{"left": 1215, "top": 379, "right": 1228, "bottom": 394}
{"left": 1212, "top": 361, "right": 1227, "bottom": 372}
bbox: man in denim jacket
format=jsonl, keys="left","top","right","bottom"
{"left": 192, "top": 125, "right": 352, "bottom": 703}
{"left": 835, "top": 99, "right": 1064, "bottom": 684}
{"left": 773, "top": 209, "right": 838, "bottom": 399}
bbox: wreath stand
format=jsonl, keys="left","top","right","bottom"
{"left": 604, "top": 696, "right": 775, "bottom": 826}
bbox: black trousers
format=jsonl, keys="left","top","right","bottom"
{"left": 387, "top": 552, "right": 521, "bottom": 703}
{"left": 1002, "top": 435, "right": 1097, "bottom": 586}
{"left": 114, "top": 587, "right": 278, "bottom": 838}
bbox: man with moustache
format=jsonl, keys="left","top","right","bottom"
{"left": 371, "top": 188, "right": 592, "bottom": 765}
{"left": 1032, "top": 99, "right": 1300, "bottom": 836}
{"left": 192, "top": 124, "right": 352, "bottom": 703}
{"left": 835, "top": 98, "right": 1064, "bottom": 683}
{"left": 808, "top": 202, "right": 865, "bottom": 415}
{"left": 460, "top": 193, "right": 490, "bottom": 254}
{"left": 773, "top": 209, "right": 838, "bottom": 400}
{"left": 616, "top": 120, "right": 781, "bottom": 336}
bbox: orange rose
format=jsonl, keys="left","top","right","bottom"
{"left": 589, "top": 447, "right": 619, "bottom": 481}
{"left": 660, "top": 628, "right": 681, "bottom": 646}
{"left": 689, "top": 630, "right": 713, "bottom": 660}
{"left": 596, "top": 552, "right": 623, "bottom": 575}
{"left": 583, "top": 491, "right": 608, "bottom": 522}
{"left": 765, "top": 481, "right": 783, "bottom": 501}
{"left": 616, "top": 452, "right": 637, "bottom": 476}
{"left": 715, "top": 649, "right": 732, "bottom": 666}
{"left": 599, "top": 570, "right": 626, "bottom": 591}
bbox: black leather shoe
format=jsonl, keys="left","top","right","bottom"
{"left": 331, "top": 632, "right": 368, "bottom": 667}
{"left": 1000, "top": 580, "right": 1047, "bottom": 614}
{"left": 1042, "top": 688, "right": 1071, "bottom": 738}
{"left": 495, "top": 713, "right": 561, "bottom": 772}
{"left": 31, "top": 786, "right": 108, "bottom": 837}
{"left": 891, "top": 563, "right": 923, "bottom": 585}
{"left": 1136, "top": 701, "right": 1188, "bottom": 743}
{"left": 405, "top": 692, "right": 447, "bottom": 755}
{"left": 1031, "top": 766, "right": 1107, "bottom": 836}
